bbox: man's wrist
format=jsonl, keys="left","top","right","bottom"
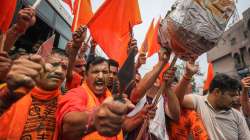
{"left": 183, "top": 73, "right": 192, "bottom": 81}
{"left": 84, "top": 108, "right": 97, "bottom": 135}
{"left": 12, "top": 24, "right": 26, "bottom": 35}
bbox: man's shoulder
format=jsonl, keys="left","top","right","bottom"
{"left": 62, "top": 86, "right": 88, "bottom": 100}
{"left": 66, "top": 86, "right": 85, "bottom": 94}
{"left": 186, "top": 94, "right": 205, "bottom": 101}
{"left": 231, "top": 108, "right": 246, "bottom": 121}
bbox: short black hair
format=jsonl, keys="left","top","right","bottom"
{"left": 86, "top": 56, "right": 108, "bottom": 72}
{"left": 209, "top": 73, "right": 241, "bottom": 94}
{"left": 52, "top": 48, "right": 67, "bottom": 57}
{"left": 108, "top": 59, "right": 119, "bottom": 68}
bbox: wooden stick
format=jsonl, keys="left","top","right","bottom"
{"left": 32, "top": 0, "right": 42, "bottom": 9}
{"left": 0, "top": 33, "right": 6, "bottom": 53}
{"left": 135, "top": 55, "right": 178, "bottom": 140}
{"left": 129, "top": 22, "right": 134, "bottom": 38}
{"left": 86, "top": 35, "right": 91, "bottom": 44}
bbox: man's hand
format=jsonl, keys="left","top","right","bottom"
{"left": 94, "top": 97, "right": 134, "bottom": 136}
{"left": 137, "top": 53, "right": 146, "bottom": 65}
{"left": 80, "top": 42, "right": 89, "bottom": 54}
{"left": 15, "top": 7, "right": 36, "bottom": 34}
{"left": 163, "top": 66, "right": 177, "bottom": 86}
{"left": 0, "top": 52, "right": 12, "bottom": 81}
{"left": 184, "top": 60, "right": 199, "bottom": 79}
{"left": 241, "top": 76, "right": 250, "bottom": 90}
{"left": 65, "top": 41, "right": 73, "bottom": 56}
{"left": 72, "top": 26, "right": 87, "bottom": 47}
{"left": 158, "top": 47, "right": 171, "bottom": 64}
{"left": 6, "top": 55, "right": 44, "bottom": 90}
{"left": 127, "top": 38, "right": 138, "bottom": 54}
{"left": 139, "top": 104, "right": 157, "bottom": 120}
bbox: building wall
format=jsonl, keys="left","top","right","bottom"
{"left": 212, "top": 54, "right": 238, "bottom": 77}
{"left": 207, "top": 8, "right": 250, "bottom": 78}
{"left": 22, "top": 0, "right": 72, "bottom": 49}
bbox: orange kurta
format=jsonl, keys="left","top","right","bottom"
{"left": 168, "top": 109, "right": 209, "bottom": 140}
{"left": 56, "top": 83, "right": 123, "bottom": 140}
{"left": 0, "top": 87, "right": 60, "bottom": 139}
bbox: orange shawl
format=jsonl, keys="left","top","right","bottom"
{"left": 55, "top": 82, "right": 123, "bottom": 140}
{"left": 81, "top": 83, "right": 123, "bottom": 140}
{"left": 0, "top": 87, "right": 60, "bottom": 139}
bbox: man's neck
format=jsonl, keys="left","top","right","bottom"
{"left": 207, "top": 95, "right": 220, "bottom": 111}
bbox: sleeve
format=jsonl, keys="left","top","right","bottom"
{"left": 65, "top": 72, "right": 83, "bottom": 90}
{"left": 190, "top": 94, "right": 200, "bottom": 110}
{"left": 56, "top": 87, "right": 88, "bottom": 132}
{"left": 237, "top": 112, "right": 250, "bottom": 140}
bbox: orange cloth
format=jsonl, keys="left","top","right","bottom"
{"left": 72, "top": 0, "right": 93, "bottom": 31}
{"left": 0, "top": 0, "right": 17, "bottom": 33}
{"left": 66, "top": 71, "right": 83, "bottom": 90}
{"left": 147, "top": 18, "right": 161, "bottom": 58}
{"left": 0, "top": 83, "right": 6, "bottom": 89}
{"left": 0, "top": 87, "right": 60, "bottom": 139}
{"left": 159, "top": 63, "right": 170, "bottom": 82}
{"left": 56, "top": 82, "right": 123, "bottom": 140}
{"left": 88, "top": 0, "right": 142, "bottom": 66}
{"left": 140, "top": 19, "right": 154, "bottom": 54}
{"left": 168, "top": 109, "right": 209, "bottom": 140}
{"left": 203, "top": 63, "right": 214, "bottom": 91}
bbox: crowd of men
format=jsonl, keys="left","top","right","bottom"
{"left": 0, "top": 6, "right": 250, "bottom": 140}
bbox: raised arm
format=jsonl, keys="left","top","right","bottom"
{"left": 122, "top": 104, "right": 156, "bottom": 132}
{"left": 240, "top": 76, "right": 250, "bottom": 117}
{"left": 4, "top": 7, "right": 36, "bottom": 52}
{"left": 175, "top": 60, "right": 198, "bottom": 109}
{"left": 66, "top": 26, "right": 86, "bottom": 82}
{"left": 163, "top": 67, "right": 180, "bottom": 121}
{"left": 130, "top": 48, "right": 170, "bottom": 104}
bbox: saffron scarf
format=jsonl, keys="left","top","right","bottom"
{"left": 0, "top": 87, "right": 60, "bottom": 139}
{"left": 81, "top": 83, "right": 123, "bottom": 140}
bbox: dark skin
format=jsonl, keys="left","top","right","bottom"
{"left": 241, "top": 76, "right": 250, "bottom": 116}
{"left": 0, "top": 52, "right": 12, "bottom": 82}
{"left": 122, "top": 104, "right": 156, "bottom": 132}
{"left": 66, "top": 26, "right": 87, "bottom": 83}
{"left": 130, "top": 48, "right": 171, "bottom": 104}
{"left": 62, "top": 62, "right": 135, "bottom": 139}
{"left": 63, "top": 97, "right": 134, "bottom": 139}
{"left": 4, "top": 7, "right": 36, "bottom": 52}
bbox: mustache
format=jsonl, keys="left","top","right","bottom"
{"left": 94, "top": 79, "right": 108, "bottom": 85}
{"left": 47, "top": 73, "right": 64, "bottom": 80}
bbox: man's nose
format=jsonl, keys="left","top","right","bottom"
{"left": 97, "top": 72, "right": 104, "bottom": 78}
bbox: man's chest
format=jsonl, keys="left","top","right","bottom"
{"left": 21, "top": 98, "right": 57, "bottom": 140}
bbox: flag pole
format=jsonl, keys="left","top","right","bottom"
{"left": 0, "top": 33, "right": 6, "bottom": 53}
{"left": 136, "top": 55, "right": 178, "bottom": 140}
{"left": 129, "top": 22, "right": 134, "bottom": 38}
{"left": 86, "top": 35, "right": 91, "bottom": 44}
{"left": 32, "top": 0, "right": 42, "bottom": 9}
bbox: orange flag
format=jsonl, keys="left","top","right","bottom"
{"left": 147, "top": 18, "right": 161, "bottom": 58}
{"left": 88, "top": 0, "right": 142, "bottom": 66}
{"left": 203, "top": 62, "right": 214, "bottom": 91}
{"left": 72, "top": 0, "right": 93, "bottom": 31}
{"left": 140, "top": 19, "right": 154, "bottom": 54}
{"left": 36, "top": 35, "right": 55, "bottom": 58}
{"left": 0, "top": 0, "right": 17, "bottom": 33}
{"left": 159, "top": 63, "right": 170, "bottom": 82}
